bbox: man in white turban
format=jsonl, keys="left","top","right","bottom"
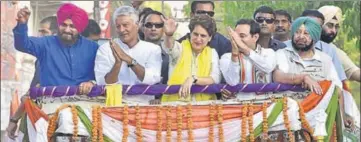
{"left": 318, "top": 5, "right": 360, "bottom": 82}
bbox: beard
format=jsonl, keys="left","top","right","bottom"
{"left": 59, "top": 32, "right": 78, "bottom": 44}
{"left": 321, "top": 30, "right": 337, "bottom": 43}
{"left": 292, "top": 39, "right": 314, "bottom": 52}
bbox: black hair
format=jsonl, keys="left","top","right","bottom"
{"left": 235, "top": 19, "right": 261, "bottom": 36}
{"left": 253, "top": 6, "right": 275, "bottom": 19}
{"left": 275, "top": 10, "right": 292, "bottom": 22}
{"left": 139, "top": 7, "right": 153, "bottom": 22}
{"left": 191, "top": 1, "right": 214, "bottom": 13}
{"left": 81, "top": 19, "right": 101, "bottom": 37}
{"left": 189, "top": 14, "right": 216, "bottom": 37}
{"left": 143, "top": 10, "right": 164, "bottom": 24}
{"left": 39, "top": 16, "right": 58, "bottom": 34}
{"left": 301, "top": 9, "right": 325, "bottom": 25}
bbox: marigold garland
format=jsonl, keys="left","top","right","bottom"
{"left": 283, "top": 97, "right": 294, "bottom": 142}
{"left": 92, "top": 106, "right": 99, "bottom": 142}
{"left": 122, "top": 105, "right": 129, "bottom": 142}
{"left": 209, "top": 104, "right": 215, "bottom": 142}
{"left": 97, "top": 106, "right": 104, "bottom": 142}
{"left": 166, "top": 106, "right": 172, "bottom": 142}
{"left": 156, "top": 105, "right": 163, "bottom": 142}
{"left": 248, "top": 103, "right": 254, "bottom": 142}
{"left": 177, "top": 105, "right": 183, "bottom": 142}
{"left": 135, "top": 105, "right": 142, "bottom": 142}
{"left": 262, "top": 102, "right": 268, "bottom": 140}
{"left": 187, "top": 104, "right": 194, "bottom": 142}
{"left": 217, "top": 104, "right": 224, "bottom": 142}
{"left": 297, "top": 102, "right": 314, "bottom": 135}
{"left": 47, "top": 104, "right": 70, "bottom": 141}
{"left": 71, "top": 105, "right": 79, "bottom": 141}
{"left": 241, "top": 104, "right": 248, "bottom": 142}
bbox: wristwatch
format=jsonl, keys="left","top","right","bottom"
{"left": 192, "top": 75, "right": 198, "bottom": 84}
{"left": 127, "top": 59, "right": 138, "bottom": 67}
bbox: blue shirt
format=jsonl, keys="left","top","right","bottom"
{"left": 284, "top": 40, "right": 347, "bottom": 81}
{"left": 13, "top": 23, "right": 99, "bottom": 86}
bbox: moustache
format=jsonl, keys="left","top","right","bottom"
{"left": 61, "top": 33, "right": 73, "bottom": 36}
{"left": 275, "top": 27, "right": 286, "bottom": 32}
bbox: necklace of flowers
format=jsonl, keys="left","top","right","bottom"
{"left": 166, "top": 106, "right": 172, "bottom": 142}
{"left": 248, "top": 102, "right": 254, "bottom": 142}
{"left": 187, "top": 104, "right": 194, "bottom": 142}
{"left": 122, "top": 105, "right": 129, "bottom": 142}
{"left": 156, "top": 105, "right": 163, "bottom": 142}
{"left": 209, "top": 103, "right": 215, "bottom": 142}
{"left": 262, "top": 102, "right": 269, "bottom": 140}
{"left": 177, "top": 105, "right": 183, "bottom": 142}
{"left": 135, "top": 105, "right": 142, "bottom": 142}
{"left": 283, "top": 97, "right": 294, "bottom": 142}
{"left": 241, "top": 103, "right": 248, "bottom": 142}
{"left": 217, "top": 104, "right": 224, "bottom": 142}
{"left": 47, "top": 104, "right": 71, "bottom": 141}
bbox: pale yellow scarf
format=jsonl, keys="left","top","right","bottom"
{"left": 161, "top": 40, "right": 216, "bottom": 102}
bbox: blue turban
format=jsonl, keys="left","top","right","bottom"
{"left": 291, "top": 17, "right": 322, "bottom": 42}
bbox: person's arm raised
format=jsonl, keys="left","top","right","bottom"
{"left": 13, "top": 7, "right": 45, "bottom": 58}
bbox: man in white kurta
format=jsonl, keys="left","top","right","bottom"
{"left": 94, "top": 6, "right": 162, "bottom": 104}
{"left": 220, "top": 19, "right": 276, "bottom": 101}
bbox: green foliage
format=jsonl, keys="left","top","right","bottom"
{"left": 142, "top": 1, "right": 172, "bottom": 17}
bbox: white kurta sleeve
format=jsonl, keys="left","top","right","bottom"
{"left": 210, "top": 49, "right": 221, "bottom": 83}
{"left": 94, "top": 43, "right": 115, "bottom": 85}
{"left": 141, "top": 45, "right": 162, "bottom": 85}
{"left": 275, "top": 49, "right": 289, "bottom": 73}
{"left": 220, "top": 53, "right": 241, "bottom": 86}
{"left": 247, "top": 49, "right": 276, "bottom": 73}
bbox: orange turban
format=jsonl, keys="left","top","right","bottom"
{"left": 57, "top": 3, "right": 89, "bottom": 33}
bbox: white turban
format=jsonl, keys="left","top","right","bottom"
{"left": 318, "top": 5, "right": 343, "bottom": 25}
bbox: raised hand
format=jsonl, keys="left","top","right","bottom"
{"left": 162, "top": 16, "right": 178, "bottom": 36}
{"left": 227, "top": 26, "right": 247, "bottom": 51}
{"left": 109, "top": 39, "right": 122, "bottom": 63}
{"left": 16, "top": 7, "right": 31, "bottom": 24}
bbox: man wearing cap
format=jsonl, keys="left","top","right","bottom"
{"left": 7, "top": 3, "right": 99, "bottom": 140}
{"left": 318, "top": 5, "right": 360, "bottom": 82}
{"left": 273, "top": 17, "right": 341, "bottom": 99}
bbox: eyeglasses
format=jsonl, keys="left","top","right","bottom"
{"left": 144, "top": 22, "right": 164, "bottom": 29}
{"left": 195, "top": 10, "right": 215, "bottom": 17}
{"left": 255, "top": 17, "right": 275, "bottom": 24}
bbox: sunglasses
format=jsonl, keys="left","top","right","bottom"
{"left": 255, "top": 17, "right": 275, "bottom": 24}
{"left": 144, "top": 22, "right": 164, "bottom": 29}
{"left": 195, "top": 10, "right": 215, "bottom": 17}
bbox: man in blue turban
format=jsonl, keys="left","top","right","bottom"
{"left": 272, "top": 17, "right": 342, "bottom": 99}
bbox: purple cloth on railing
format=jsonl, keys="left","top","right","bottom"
{"left": 29, "top": 83, "right": 305, "bottom": 99}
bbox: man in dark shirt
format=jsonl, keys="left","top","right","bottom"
{"left": 253, "top": 6, "right": 286, "bottom": 51}
{"left": 177, "top": 1, "right": 231, "bottom": 58}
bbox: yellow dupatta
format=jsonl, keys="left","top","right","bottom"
{"left": 161, "top": 40, "right": 216, "bottom": 102}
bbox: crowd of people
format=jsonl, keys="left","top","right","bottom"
{"left": 6, "top": 1, "right": 360, "bottom": 139}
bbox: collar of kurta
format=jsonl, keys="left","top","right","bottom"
{"left": 285, "top": 46, "right": 322, "bottom": 62}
